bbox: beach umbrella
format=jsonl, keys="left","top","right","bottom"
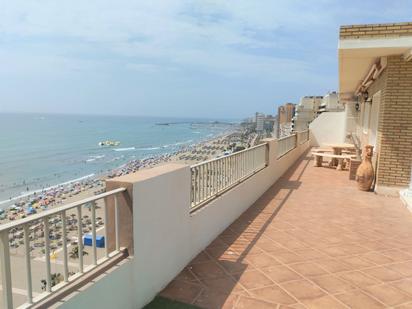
{"left": 26, "top": 207, "right": 33, "bottom": 215}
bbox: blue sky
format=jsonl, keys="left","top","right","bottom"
{"left": 0, "top": 1, "right": 411, "bottom": 119}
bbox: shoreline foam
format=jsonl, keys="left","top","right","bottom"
{"left": 0, "top": 128, "right": 239, "bottom": 211}
{"left": 0, "top": 173, "right": 96, "bottom": 208}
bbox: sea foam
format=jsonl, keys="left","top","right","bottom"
{"left": 113, "top": 147, "right": 136, "bottom": 152}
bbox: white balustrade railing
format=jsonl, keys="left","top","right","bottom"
{"left": 191, "top": 143, "right": 268, "bottom": 209}
{"left": 277, "top": 134, "right": 297, "bottom": 158}
{"left": 297, "top": 130, "right": 309, "bottom": 145}
{"left": 0, "top": 187, "right": 126, "bottom": 309}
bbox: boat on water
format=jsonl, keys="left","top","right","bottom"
{"left": 98, "top": 140, "right": 120, "bottom": 147}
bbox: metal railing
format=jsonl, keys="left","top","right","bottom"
{"left": 297, "top": 130, "right": 309, "bottom": 144}
{"left": 0, "top": 187, "right": 126, "bottom": 309}
{"left": 277, "top": 134, "right": 297, "bottom": 158}
{"left": 190, "top": 143, "right": 268, "bottom": 209}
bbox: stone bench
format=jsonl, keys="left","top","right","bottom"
{"left": 311, "top": 152, "right": 355, "bottom": 171}
{"left": 312, "top": 148, "right": 333, "bottom": 153}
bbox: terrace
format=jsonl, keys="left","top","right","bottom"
{"left": 159, "top": 152, "right": 412, "bottom": 308}
{"left": 1, "top": 131, "right": 412, "bottom": 309}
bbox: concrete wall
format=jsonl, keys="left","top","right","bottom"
{"left": 60, "top": 136, "right": 311, "bottom": 309}
{"left": 309, "top": 112, "right": 346, "bottom": 146}
{"left": 59, "top": 259, "right": 135, "bottom": 309}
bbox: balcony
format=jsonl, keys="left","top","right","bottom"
{"left": 2, "top": 130, "right": 412, "bottom": 309}
{"left": 159, "top": 152, "right": 412, "bottom": 308}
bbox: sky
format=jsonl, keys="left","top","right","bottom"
{"left": 0, "top": 1, "right": 411, "bottom": 119}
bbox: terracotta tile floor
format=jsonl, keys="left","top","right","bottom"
{"left": 160, "top": 154, "right": 412, "bottom": 308}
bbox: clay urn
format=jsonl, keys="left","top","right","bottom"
{"left": 356, "top": 145, "right": 374, "bottom": 191}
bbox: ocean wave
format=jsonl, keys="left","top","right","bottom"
{"left": 86, "top": 155, "right": 105, "bottom": 162}
{"left": 107, "top": 156, "right": 124, "bottom": 162}
{"left": 135, "top": 147, "right": 161, "bottom": 151}
{"left": 113, "top": 147, "right": 136, "bottom": 152}
{"left": 176, "top": 140, "right": 192, "bottom": 145}
{"left": 161, "top": 140, "right": 193, "bottom": 149}
{"left": 172, "top": 140, "right": 193, "bottom": 146}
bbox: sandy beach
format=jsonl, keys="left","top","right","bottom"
{"left": 0, "top": 127, "right": 258, "bottom": 306}
{"left": 0, "top": 127, "right": 257, "bottom": 227}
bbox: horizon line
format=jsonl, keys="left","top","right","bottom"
{"left": 0, "top": 110, "right": 247, "bottom": 121}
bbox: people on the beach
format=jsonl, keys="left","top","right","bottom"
{"left": 1, "top": 128, "right": 252, "bottom": 227}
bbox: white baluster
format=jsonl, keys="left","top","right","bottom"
{"left": 61, "top": 211, "right": 69, "bottom": 282}
{"left": 77, "top": 206, "right": 84, "bottom": 273}
{"left": 43, "top": 217, "right": 52, "bottom": 292}
{"left": 91, "top": 201, "right": 97, "bottom": 265}
{"left": 24, "top": 224, "right": 33, "bottom": 303}
{"left": 104, "top": 198, "right": 109, "bottom": 258}
{"left": 114, "top": 194, "right": 120, "bottom": 252}
{"left": 0, "top": 230, "right": 13, "bottom": 309}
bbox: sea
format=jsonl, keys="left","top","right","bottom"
{"left": 0, "top": 113, "right": 236, "bottom": 204}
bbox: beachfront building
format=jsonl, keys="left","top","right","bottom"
{"left": 292, "top": 93, "right": 344, "bottom": 132}
{"left": 278, "top": 102, "right": 295, "bottom": 124}
{"left": 263, "top": 115, "right": 276, "bottom": 135}
{"left": 319, "top": 92, "right": 343, "bottom": 113}
{"left": 249, "top": 113, "right": 277, "bottom": 137}
{"left": 277, "top": 102, "right": 296, "bottom": 138}
{"left": 2, "top": 21, "right": 412, "bottom": 309}
{"left": 272, "top": 115, "right": 279, "bottom": 138}
{"left": 255, "top": 112, "right": 265, "bottom": 132}
{"left": 292, "top": 96, "right": 323, "bottom": 132}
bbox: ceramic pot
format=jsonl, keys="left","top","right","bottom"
{"left": 356, "top": 145, "right": 374, "bottom": 191}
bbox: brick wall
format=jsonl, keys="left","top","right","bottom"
{"left": 340, "top": 22, "right": 412, "bottom": 39}
{"left": 376, "top": 55, "right": 412, "bottom": 187}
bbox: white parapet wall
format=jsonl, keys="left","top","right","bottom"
{"left": 309, "top": 111, "right": 346, "bottom": 147}
{"left": 59, "top": 136, "right": 311, "bottom": 309}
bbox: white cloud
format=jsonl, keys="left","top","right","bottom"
{"left": 0, "top": 0, "right": 410, "bottom": 116}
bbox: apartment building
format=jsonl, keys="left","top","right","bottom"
{"left": 339, "top": 22, "right": 412, "bottom": 194}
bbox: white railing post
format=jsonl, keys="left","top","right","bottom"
{"left": 0, "top": 230, "right": 13, "bottom": 309}
{"left": 43, "top": 217, "right": 52, "bottom": 292}
{"left": 77, "top": 206, "right": 84, "bottom": 273}
{"left": 191, "top": 169, "right": 195, "bottom": 206}
{"left": 207, "top": 162, "right": 211, "bottom": 197}
{"left": 61, "top": 211, "right": 69, "bottom": 282}
{"left": 91, "top": 201, "right": 97, "bottom": 266}
{"left": 114, "top": 194, "right": 120, "bottom": 251}
{"left": 196, "top": 167, "right": 200, "bottom": 204}
{"left": 104, "top": 199, "right": 109, "bottom": 258}
{"left": 24, "top": 224, "right": 33, "bottom": 303}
